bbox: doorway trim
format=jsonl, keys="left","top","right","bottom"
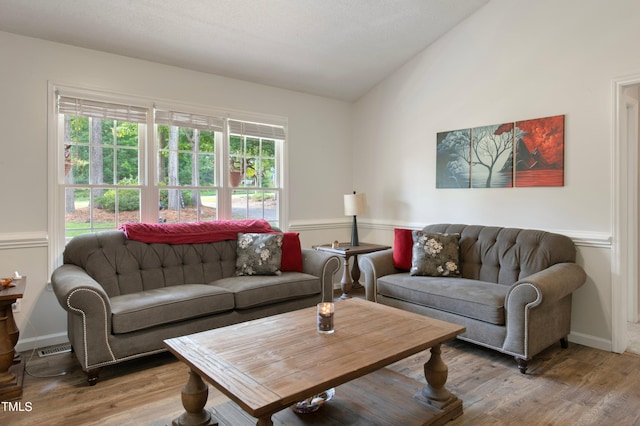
{"left": 612, "top": 73, "right": 640, "bottom": 353}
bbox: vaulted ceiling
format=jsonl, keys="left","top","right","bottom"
{"left": 0, "top": 0, "right": 489, "bottom": 101}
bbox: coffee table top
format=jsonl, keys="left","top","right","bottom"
{"left": 164, "top": 298, "right": 465, "bottom": 419}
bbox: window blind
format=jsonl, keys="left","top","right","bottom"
{"left": 228, "top": 120, "right": 286, "bottom": 140}
{"left": 155, "top": 109, "right": 224, "bottom": 132}
{"left": 58, "top": 96, "right": 148, "bottom": 123}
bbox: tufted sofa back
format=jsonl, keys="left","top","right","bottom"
{"left": 423, "top": 224, "right": 577, "bottom": 285}
{"left": 63, "top": 230, "right": 238, "bottom": 297}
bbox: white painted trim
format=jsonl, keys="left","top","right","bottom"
{"left": 288, "top": 218, "right": 351, "bottom": 232}
{"left": 47, "top": 82, "right": 64, "bottom": 276}
{"left": 557, "top": 231, "right": 611, "bottom": 249}
{"left": 612, "top": 72, "right": 640, "bottom": 354}
{"left": 364, "top": 221, "right": 611, "bottom": 249}
{"left": 625, "top": 92, "right": 639, "bottom": 324}
{"left": 0, "top": 232, "right": 48, "bottom": 250}
{"left": 568, "top": 331, "right": 611, "bottom": 353}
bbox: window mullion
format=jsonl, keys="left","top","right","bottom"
{"left": 141, "top": 111, "right": 158, "bottom": 223}
{"left": 219, "top": 121, "right": 231, "bottom": 219}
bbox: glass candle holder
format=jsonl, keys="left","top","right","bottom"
{"left": 317, "top": 302, "right": 335, "bottom": 334}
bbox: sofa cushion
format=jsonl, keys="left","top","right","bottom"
{"left": 410, "top": 231, "right": 461, "bottom": 277}
{"left": 110, "top": 284, "right": 235, "bottom": 334}
{"left": 377, "top": 273, "right": 508, "bottom": 325}
{"left": 236, "top": 233, "right": 283, "bottom": 276}
{"left": 214, "top": 272, "right": 321, "bottom": 309}
{"left": 281, "top": 232, "right": 303, "bottom": 273}
{"left": 393, "top": 228, "right": 413, "bottom": 271}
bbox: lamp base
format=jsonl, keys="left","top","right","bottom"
{"left": 351, "top": 216, "right": 359, "bottom": 246}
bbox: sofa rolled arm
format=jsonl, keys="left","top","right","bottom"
{"left": 503, "top": 262, "right": 587, "bottom": 356}
{"left": 301, "top": 248, "right": 341, "bottom": 302}
{"left": 51, "top": 264, "right": 116, "bottom": 369}
{"left": 505, "top": 263, "right": 587, "bottom": 309}
{"left": 52, "top": 265, "right": 112, "bottom": 316}
{"left": 359, "top": 248, "right": 398, "bottom": 302}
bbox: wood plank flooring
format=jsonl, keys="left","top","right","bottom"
{"left": 6, "top": 339, "right": 640, "bottom": 425}
{"left": 5, "top": 295, "right": 640, "bottom": 425}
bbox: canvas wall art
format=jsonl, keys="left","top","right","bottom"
{"left": 436, "top": 114, "right": 564, "bottom": 188}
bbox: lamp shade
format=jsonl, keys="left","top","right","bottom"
{"left": 344, "top": 192, "right": 366, "bottom": 216}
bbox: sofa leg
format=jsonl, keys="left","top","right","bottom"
{"left": 560, "top": 336, "right": 568, "bottom": 349}
{"left": 86, "top": 368, "right": 102, "bottom": 386}
{"left": 515, "top": 357, "right": 528, "bottom": 374}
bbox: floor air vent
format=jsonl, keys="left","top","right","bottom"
{"left": 38, "top": 344, "right": 72, "bottom": 357}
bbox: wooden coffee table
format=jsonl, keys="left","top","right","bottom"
{"left": 164, "top": 298, "right": 465, "bottom": 426}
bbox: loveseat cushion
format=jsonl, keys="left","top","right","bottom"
{"left": 280, "top": 232, "right": 303, "bottom": 272}
{"left": 410, "top": 231, "right": 461, "bottom": 277}
{"left": 110, "top": 284, "right": 234, "bottom": 334}
{"left": 377, "top": 273, "right": 509, "bottom": 325}
{"left": 393, "top": 228, "right": 413, "bottom": 271}
{"left": 214, "top": 272, "right": 321, "bottom": 309}
{"left": 236, "top": 232, "right": 283, "bottom": 275}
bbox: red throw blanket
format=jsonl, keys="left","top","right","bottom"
{"left": 119, "top": 219, "right": 273, "bottom": 244}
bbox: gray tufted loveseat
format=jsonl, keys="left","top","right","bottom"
{"left": 51, "top": 226, "right": 340, "bottom": 385}
{"left": 359, "top": 224, "right": 587, "bottom": 373}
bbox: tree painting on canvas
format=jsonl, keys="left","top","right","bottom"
{"left": 513, "top": 115, "right": 564, "bottom": 187}
{"left": 436, "top": 114, "right": 565, "bottom": 189}
{"left": 436, "top": 129, "right": 471, "bottom": 188}
{"left": 471, "top": 123, "right": 514, "bottom": 188}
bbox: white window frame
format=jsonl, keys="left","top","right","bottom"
{"left": 47, "top": 83, "right": 288, "bottom": 273}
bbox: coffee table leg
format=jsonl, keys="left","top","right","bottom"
{"left": 256, "top": 416, "right": 273, "bottom": 426}
{"left": 417, "top": 343, "right": 460, "bottom": 411}
{"left": 172, "top": 369, "right": 218, "bottom": 426}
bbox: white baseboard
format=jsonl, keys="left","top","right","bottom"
{"left": 568, "top": 331, "right": 612, "bottom": 352}
{"left": 16, "top": 332, "right": 69, "bottom": 353}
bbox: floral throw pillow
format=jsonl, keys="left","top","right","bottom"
{"left": 236, "top": 233, "right": 284, "bottom": 276}
{"left": 410, "top": 231, "right": 461, "bottom": 277}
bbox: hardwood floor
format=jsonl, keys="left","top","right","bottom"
{"left": 6, "top": 339, "right": 640, "bottom": 425}
{"left": 5, "top": 297, "right": 640, "bottom": 425}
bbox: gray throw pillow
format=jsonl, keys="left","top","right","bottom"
{"left": 236, "top": 233, "right": 283, "bottom": 276}
{"left": 410, "top": 231, "right": 461, "bottom": 277}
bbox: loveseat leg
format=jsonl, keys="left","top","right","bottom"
{"left": 86, "top": 368, "right": 102, "bottom": 386}
{"left": 515, "top": 357, "right": 528, "bottom": 374}
{"left": 560, "top": 336, "right": 568, "bottom": 349}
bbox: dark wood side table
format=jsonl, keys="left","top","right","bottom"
{"left": 315, "top": 243, "right": 390, "bottom": 299}
{"left": 0, "top": 277, "right": 26, "bottom": 401}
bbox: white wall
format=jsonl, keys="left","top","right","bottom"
{"left": 353, "top": 0, "right": 640, "bottom": 349}
{"left": 0, "top": 31, "right": 353, "bottom": 350}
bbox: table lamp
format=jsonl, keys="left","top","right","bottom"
{"left": 344, "top": 191, "right": 366, "bottom": 246}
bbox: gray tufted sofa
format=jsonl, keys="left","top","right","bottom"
{"left": 51, "top": 229, "right": 340, "bottom": 385}
{"left": 359, "top": 224, "right": 586, "bottom": 373}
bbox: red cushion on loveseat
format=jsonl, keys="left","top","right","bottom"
{"left": 393, "top": 228, "right": 414, "bottom": 271}
{"left": 281, "top": 232, "right": 303, "bottom": 272}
